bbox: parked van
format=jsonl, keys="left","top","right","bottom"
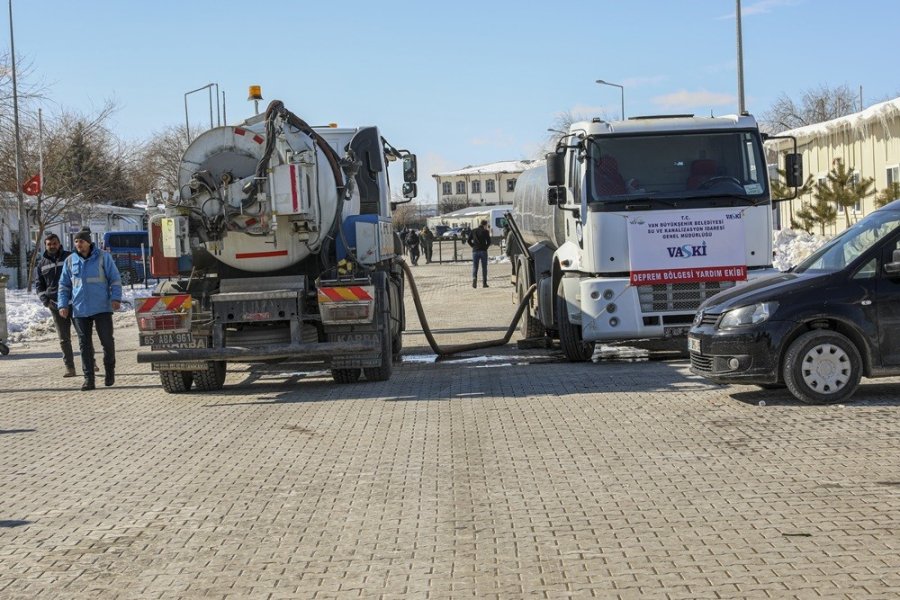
{"left": 688, "top": 200, "right": 900, "bottom": 404}
{"left": 101, "top": 230, "right": 149, "bottom": 285}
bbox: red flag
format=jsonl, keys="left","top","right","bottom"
{"left": 23, "top": 174, "right": 41, "bottom": 196}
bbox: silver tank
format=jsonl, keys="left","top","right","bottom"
{"left": 512, "top": 161, "right": 564, "bottom": 249}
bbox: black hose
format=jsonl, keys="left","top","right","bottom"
{"left": 397, "top": 259, "right": 537, "bottom": 358}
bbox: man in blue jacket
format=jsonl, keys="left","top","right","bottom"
{"left": 58, "top": 229, "right": 123, "bottom": 391}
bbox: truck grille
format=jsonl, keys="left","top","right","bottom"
{"left": 637, "top": 281, "right": 735, "bottom": 313}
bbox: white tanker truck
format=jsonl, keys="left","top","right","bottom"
{"left": 135, "top": 100, "right": 417, "bottom": 392}
{"left": 509, "top": 113, "right": 803, "bottom": 361}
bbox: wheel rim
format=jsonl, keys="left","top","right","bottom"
{"left": 800, "top": 342, "right": 851, "bottom": 395}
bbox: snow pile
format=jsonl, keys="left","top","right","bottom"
{"left": 772, "top": 229, "right": 829, "bottom": 271}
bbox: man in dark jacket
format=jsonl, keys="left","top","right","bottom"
{"left": 35, "top": 233, "right": 78, "bottom": 377}
{"left": 467, "top": 220, "right": 492, "bottom": 288}
{"left": 406, "top": 229, "right": 420, "bottom": 265}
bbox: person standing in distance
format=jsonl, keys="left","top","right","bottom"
{"left": 58, "top": 229, "right": 123, "bottom": 391}
{"left": 34, "top": 233, "right": 77, "bottom": 377}
{"left": 467, "top": 220, "right": 492, "bottom": 288}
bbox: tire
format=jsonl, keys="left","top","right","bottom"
{"left": 120, "top": 268, "right": 136, "bottom": 286}
{"left": 193, "top": 361, "right": 226, "bottom": 391}
{"left": 783, "top": 330, "right": 862, "bottom": 404}
{"left": 364, "top": 275, "right": 394, "bottom": 382}
{"left": 556, "top": 279, "right": 594, "bottom": 362}
{"left": 517, "top": 262, "right": 544, "bottom": 339}
{"left": 332, "top": 368, "right": 361, "bottom": 384}
{"left": 160, "top": 370, "right": 193, "bottom": 393}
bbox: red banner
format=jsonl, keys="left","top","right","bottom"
{"left": 630, "top": 265, "right": 747, "bottom": 286}
{"left": 23, "top": 174, "right": 41, "bottom": 196}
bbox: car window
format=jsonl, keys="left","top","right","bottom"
{"left": 852, "top": 258, "right": 877, "bottom": 279}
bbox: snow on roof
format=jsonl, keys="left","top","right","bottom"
{"left": 441, "top": 204, "right": 513, "bottom": 218}
{"left": 767, "top": 96, "right": 900, "bottom": 146}
{"left": 433, "top": 160, "right": 535, "bottom": 178}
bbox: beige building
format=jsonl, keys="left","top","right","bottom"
{"left": 432, "top": 160, "right": 535, "bottom": 207}
{"left": 765, "top": 97, "right": 900, "bottom": 233}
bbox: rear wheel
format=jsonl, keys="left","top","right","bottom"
{"left": 365, "top": 274, "right": 394, "bottom": 382}
{"left": 556, "top": 279, "right": 594, "bottom": 362}
{"left": 783, "top": 330, "right": 862, "bottom": 404}
{"left": 332, "top": 368, "right": 361, "bottom": 384}
{"left": 160, "top": 370, "right": 193, "bottom": 393}
{"left": 120, "top": 268, "right": 136, "bottom": 286}
{"left": 193, "top": 361, "right": 226, "bottom": 391}
{"left": 517, "top": 262, "right": 544, "bottom": 339}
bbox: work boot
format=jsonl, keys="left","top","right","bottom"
{"left": 94, "top": 364, "right": 100, "bottom": 372}
{"left": 472, "top": 278, "right": 477, "bottom": 289}
{"left": 105, "top": 370, "right": 115, "bottom": 387}
{"left": 483, "top": 281, "right": 489, "bottom": 288}
{"left": 64, "top": 366, "right": 77, "bottom": 378}
{"left": 81, "top": 378, "right": 96, "bottom": 392}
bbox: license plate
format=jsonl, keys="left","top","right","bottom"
{"left": 152, "top": 361, "right": 208, "bottom": 371}
{"left": 687, "top": 336, "right": 701, "bottom": 353}
{"left": 140, "top": 332, "right": 203, "bottom": 347}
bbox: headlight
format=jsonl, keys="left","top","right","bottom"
{"left": 717, "top": 302, "right": 777, "bottom": 329}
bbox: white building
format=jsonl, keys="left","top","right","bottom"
{"left": 765, "top": 97, "right": 900, "bottom": 233}
{"left": 432, "top": 160, "right": 535, "bottom": 206}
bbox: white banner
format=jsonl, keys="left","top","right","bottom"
{"left": 627, "top": 208, "right": 748, "bottom": 285}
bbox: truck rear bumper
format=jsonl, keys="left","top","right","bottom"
{"left": 137, "top": 341, "right": 376, "bottom": 364}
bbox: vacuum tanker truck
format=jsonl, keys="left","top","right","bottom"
{"left": 509, "top": 113, "right": 802, "bottom": 361}
{"left": 135, "top": 100, "right": 417, "bottom": 392}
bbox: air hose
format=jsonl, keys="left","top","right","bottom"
{"left": 397, "top": 260, "right": 537, "bottom": 358}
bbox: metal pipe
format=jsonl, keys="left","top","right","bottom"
{"left": 736, "top": 0, "right": 746, "bottom": 114}
{"left": 9, "top": 0, "right": 27, "bottom": 288}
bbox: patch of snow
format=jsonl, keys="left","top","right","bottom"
{"left": 772, "top": 229, "right": 829, "bottom": 271}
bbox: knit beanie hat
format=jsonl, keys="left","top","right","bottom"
{"left": 74, "top": 229, "right": 92, "bottom": 243}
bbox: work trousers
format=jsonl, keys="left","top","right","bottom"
{"left": 50, "top": 307, "right": 75, "bottom": 369}
{"left": 472, "top": 250, "right": 488, "bottom": 282}
{"left": 73, "top": 312, "right": 115, "bottom": 379}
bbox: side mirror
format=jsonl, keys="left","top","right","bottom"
{"left": 545, "top": 152, "right": 565, "bottom": 187}
{"left": 785, "top": 153, "right": 803, "bottom": 188}
{"left": 402, "top": 155, "right": 418, "bottom": 183}
{"left": 547, "top": 187, "right": 566, "bottom": 206}
{"left": 885, "top": 249, "right": 900, "bottom": 275}
{"left": 402, "top": 182, "right": 417, "bottom": 199}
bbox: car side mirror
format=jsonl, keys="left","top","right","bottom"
{"left": 402, "top": 182, "right": 417, "bottom": 199}
{"left": 885, "top": 249, "right": 900, "bottom": 275}
{"left": 547, "top": 187, "right": 566, "bottom": 206}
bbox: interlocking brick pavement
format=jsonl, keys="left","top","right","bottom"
{"left": 1, "top": 260, "right": 899, "bottom": 598}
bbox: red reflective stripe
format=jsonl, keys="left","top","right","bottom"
{"left": 290, "top": 164, "right": 298, "bottom": 212}
{"left": 138, "top": 297, "right": 161, "bottom": 312}
{"left": 348, "top": 286, "right": 372, "bottom": 300}
{"left": 235, "top": 250, "right": 289, "bottom": 259}
{"left": 319, "top": 288, "right": 344, "bottom": 301}
{"left": 166, "top": 295, "right": 188, "bottom": 310}
{"left": 252, "top": 134, "right": 264, "bottom": 144}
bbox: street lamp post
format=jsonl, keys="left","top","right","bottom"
{"left": 596, "top": 79, "right": 625, "bottom": 121}
{"left": 736, "top": 0, "right": 746, "bottom": 114}
{"left": 8, "top": 0, "right": 27, "bottom": 288}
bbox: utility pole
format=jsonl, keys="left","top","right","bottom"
{"left": 736, "top": 0, "right": 746, "bottom": 114}
{"left": 9, "top": 0, "right": 28, "bottom": 288}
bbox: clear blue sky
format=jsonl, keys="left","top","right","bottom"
{"left": 10, "top": 0, "right": 897, "bottom": 204}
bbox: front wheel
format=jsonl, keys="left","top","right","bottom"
{"left": 556, "top": 279, "right": 594, "bottom": 362}
{"left": 783, "top": 330, "right": 862, "bottom": 404}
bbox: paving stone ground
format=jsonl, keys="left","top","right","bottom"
{"left": 1, "top": 258, "right": 899, "bottom": 599}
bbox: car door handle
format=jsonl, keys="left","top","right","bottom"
{"left": 861, "top": 299, "right": 872, "bottom": 306}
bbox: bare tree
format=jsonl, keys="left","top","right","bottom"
{"left": 438, "top": 195, "right": 469, "bottom": 214}
{"left": 131, "top": 124, "right": 199, "bottom": 201}
{"left": 761, "top": 84, "right": 859, "bottom": 133}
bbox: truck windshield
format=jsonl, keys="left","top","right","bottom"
{"left": 586, "top": 131, "right": 766, "bottom": 202}
{"left": 794, "top": 210, "right": 900, "bottom": 274}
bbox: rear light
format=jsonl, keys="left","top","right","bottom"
{"left": 317, "top": 285, "right": 375, "bottom": 324}
{"left": 138, "top": 313, "right": 189, "bottom": 331}
{"left": 134, "top": 295, "right": 192, "bottom": 332}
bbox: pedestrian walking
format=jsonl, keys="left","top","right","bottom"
{"left": 421, "top": 226, "right": 435, "bottom": 263}
{"left": 34, "top": 233, "right": 78, "bottom": 377}
{"left": 405, "top": 228, "right": 421, "bottom": 265}
{"left": 58, "top": 229, "right": 123, "bottom": 391}
{"left": 467, "top": 220, "right": 492, "bottom": 288}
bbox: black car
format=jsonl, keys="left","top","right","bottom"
{"left": 688, "top": 201, "right": 900, "bottom": 404}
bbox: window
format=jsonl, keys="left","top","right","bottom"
{"left": 850, "top": 172, "right": 861, "bottom": 213}
{"left": 888, "top": 166, "right": 899, "bottom": 186}
{"left": 485, "top": 179, "right": 495, "bottom": 193}
{"left": 472, "top": 180, "right": 481, "bottom": 193}
{"left": 506, "top": 178, "right": 517, "bottom": 192}
{"left": 442, "top": 181, "right": 451, "bottom": 195}
{"left": 456, "top": 181, "right": 466, "bottom": 194}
